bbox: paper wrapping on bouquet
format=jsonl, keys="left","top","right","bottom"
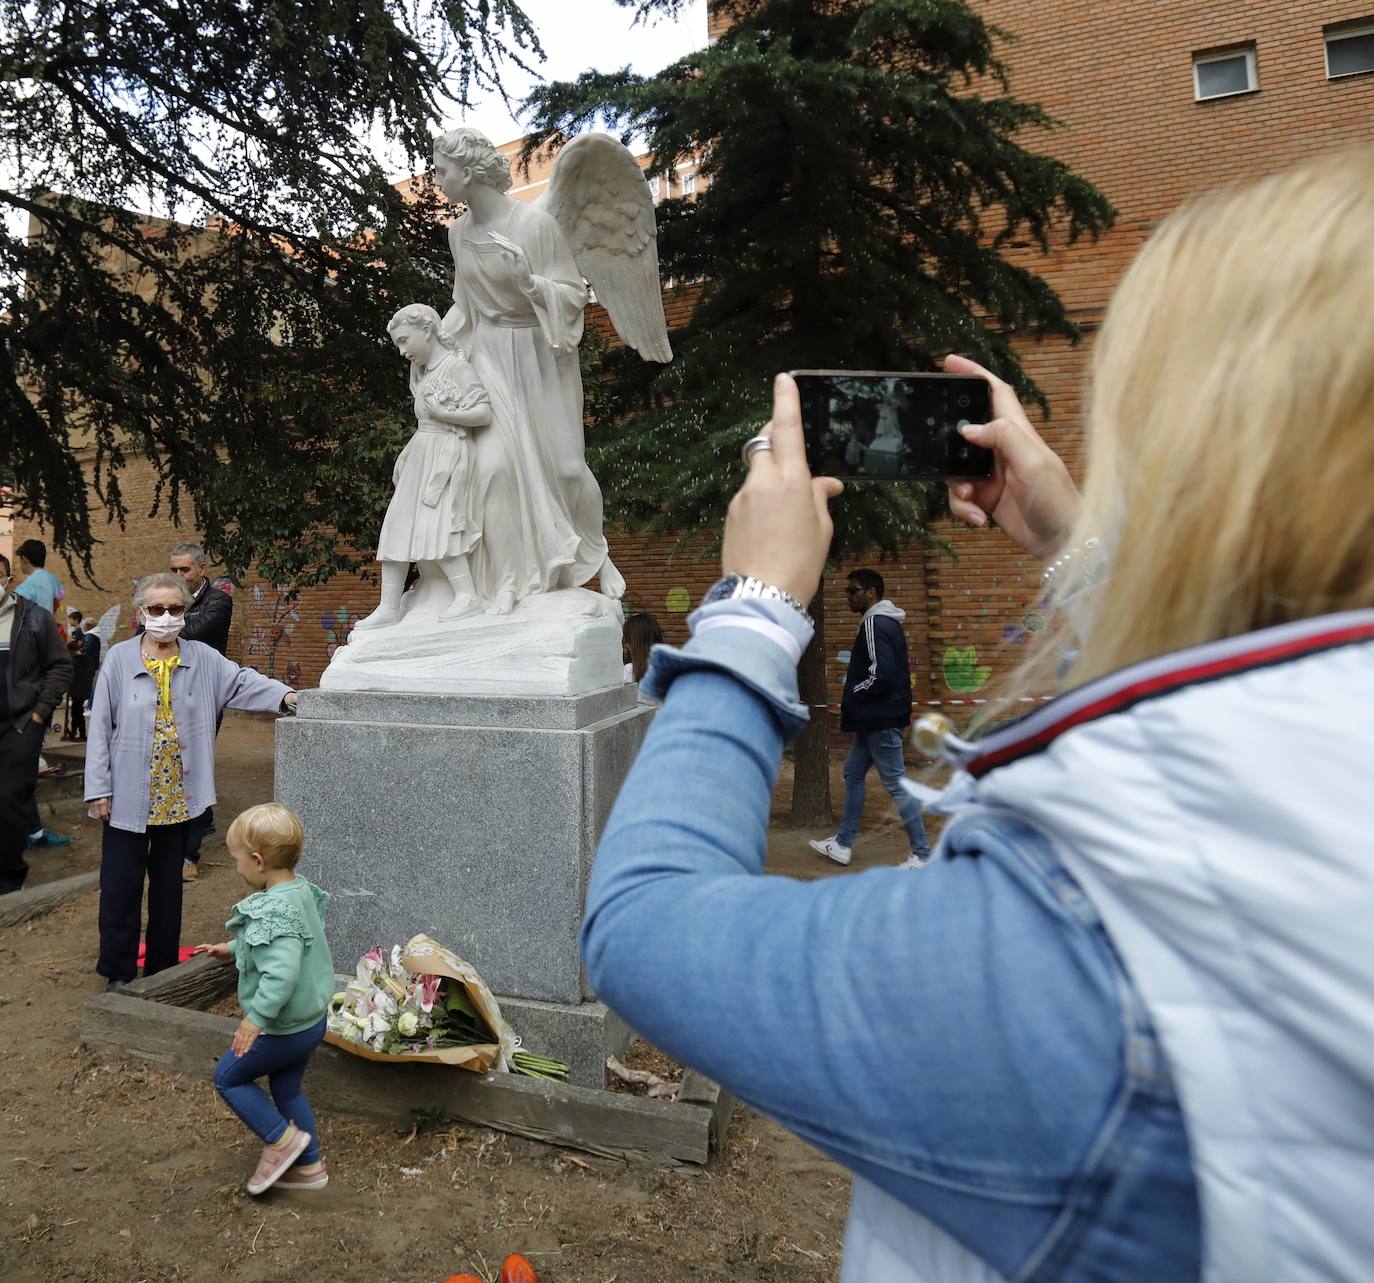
{"left": 324, "top": 934, "right": 519, "bottom": 1073}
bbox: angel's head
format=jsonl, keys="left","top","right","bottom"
{"left": 433, "top": 127, "right": 513, "bottom": 203}
{"left": 387, "top": 304, "right": 456, "bottom": 366}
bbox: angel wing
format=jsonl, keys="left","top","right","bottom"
{"left": 94, "top": 603, "right": 120, "bottom": 655}
{"left": 538, "top": 132, "right": 673, "bottom": 364}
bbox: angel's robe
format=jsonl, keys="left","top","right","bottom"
{"left": 445, "top": 199, "right": 609, "bottom": 599}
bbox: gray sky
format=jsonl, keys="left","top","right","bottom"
{"left": 383, "top": 0, "right": 708, "bottom": 177}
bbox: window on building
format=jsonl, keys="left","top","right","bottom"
{"left": 1325, "top": 21, "right": 1374, "bottom": 78}
{"left": 681, "top": 171, "right": 697, "bottom": 196}
{"left": 1192, "top": 46, "right": 1258, "bottom": 100}
{"left": 648, "top": 174, "right": 660, "bottom": 200}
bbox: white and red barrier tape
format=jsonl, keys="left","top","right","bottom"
{"left": 813, "top": 696, "right": 1052, "bottom": 711}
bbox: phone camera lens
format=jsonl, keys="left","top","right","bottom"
{"left": 957, "top": 395, "right": 970, "bottom": 408}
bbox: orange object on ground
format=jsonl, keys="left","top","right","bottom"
{"left": 443, "top": 1276, "right": 484, "bottom": 1283}
{"left": 499, "top": 1254, "right": 538, "bottom": 1283}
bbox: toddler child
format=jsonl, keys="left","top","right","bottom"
{"left": 194, "top": 802, "right": 335, "bottom": 1195}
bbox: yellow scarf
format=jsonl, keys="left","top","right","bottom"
{"left": 143, "top": 653, "right": 179, "bottom": 711}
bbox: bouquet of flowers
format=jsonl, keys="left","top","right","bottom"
{"left": 325, "top": 934, "right": 568, "bottom": 1081}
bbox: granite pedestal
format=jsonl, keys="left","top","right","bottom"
{"left": 276, "top": 685, "right": 652, "bottom": 1087}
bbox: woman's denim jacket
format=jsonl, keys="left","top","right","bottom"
{"left": 583, "top": 599, "right": 1199, "bottom": 1282}
{"left": 85, "top": 637, "right": 291, "bottom": 833}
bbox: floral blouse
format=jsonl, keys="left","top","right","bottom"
{"left": 143, "top": 654, "right": 190, "bottom": 826}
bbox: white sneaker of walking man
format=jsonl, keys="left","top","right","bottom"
{"left": 810, "top": 568, "right": 931, "bottom": 869}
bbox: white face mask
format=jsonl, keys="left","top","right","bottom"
{"left": 142, "top": 610, "right": 186, "bottom": 641}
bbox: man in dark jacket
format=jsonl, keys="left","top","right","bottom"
{"left": 0, "top": 553, "right": 74, "bottom": 894}
{"left": 810, "top": 568, "right": 930, "bottom": 869}
{"left": 169, "top": 541, "right": 233, "bottom": 654}
{"left": 167, "top": 542, "right": 233, "bottom": 880}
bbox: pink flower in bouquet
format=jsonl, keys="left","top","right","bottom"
{"left": 417, "top": 974, "right": 441, "bottom": 1013}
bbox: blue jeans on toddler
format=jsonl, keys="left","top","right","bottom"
{"left": 214, "top": 1017, "right": 326, "bottom": 1163}
{"left": 837, "top": 728, "right": 930, "bottom": 856}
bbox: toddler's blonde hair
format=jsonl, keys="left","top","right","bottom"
{"left": 227, "top": 803, "right": 305, "bottom": 871}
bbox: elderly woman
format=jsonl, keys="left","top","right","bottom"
{"left": 86, "top": 572, "right": 298, "bottom": 992}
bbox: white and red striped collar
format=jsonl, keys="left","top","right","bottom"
{"left": 965, "top": 610, "right": 1374, "bottom": 780}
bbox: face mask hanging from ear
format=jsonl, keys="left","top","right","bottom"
{"left": 142, "top": 610, "right": 186, "bottom": 641}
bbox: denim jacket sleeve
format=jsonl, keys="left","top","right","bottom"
{"left": 583, "top": 607, "right": 1131, "bottom": 1236}
{"left": 639, "top": 598, "right": 814, "bottom": 739}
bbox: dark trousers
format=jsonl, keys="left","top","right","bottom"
{"left": 185, "top": 806, "right": 213, "bottom": 864}
{"left": 97, "top": 821, "right": 191, "bottom": 982}
{"left": 0, "top": 720, "right": 44, "bottom": 893}
{"left": 66, "top": 682, "right": 90, "bottom": 740}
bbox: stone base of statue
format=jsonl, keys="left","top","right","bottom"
{"left": 275, "top": 684, "right": 651, "bottom": 1088}
{"left": 319, "top": 585, "right": 624, "bottom": 699}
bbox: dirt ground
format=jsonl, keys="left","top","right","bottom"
{"left": 0, "top": 714, "right": 935, "bottom": 1282}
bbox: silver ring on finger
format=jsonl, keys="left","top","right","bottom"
{"left": 742, "top": 434, "right": 774, "bottom": 466}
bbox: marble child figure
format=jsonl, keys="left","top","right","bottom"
{"left": 357, "top": 305, "right": 514, "bottom": 629}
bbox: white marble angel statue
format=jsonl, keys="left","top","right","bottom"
{"left": 355, "top": 303, "right": 520, "bottom": 630}
{"left": 432, "top": 126, "right": 673, "bottom": 605}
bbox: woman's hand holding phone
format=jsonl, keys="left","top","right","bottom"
{"left": 722, "top": 374, "right": 843, "bottom": 605}
{"left": 943, "top": 354, "right": 1082, "bottom": 560}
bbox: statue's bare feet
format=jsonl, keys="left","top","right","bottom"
{"left": 353, "top": 604, "right": 404, "bottom": 631}
{"left": 598, "top": 556, "right": 626, "bottom": 600}
{"left": 484, "top": 590, "right": 516, "bottom": 617}
{"left": 438, "top": 594, "right": 479, "bottom": 622}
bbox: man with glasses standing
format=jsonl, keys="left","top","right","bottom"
{"left": 167, "top": 543, "right": 233, "bottom": 881}
{"left": 0, "top": 553, "right": 74, "bottom": 894}
{"left": 810, "top": 568, "right": 931, "bottom": 870}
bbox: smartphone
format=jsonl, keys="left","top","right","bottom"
{"left": 790, "top": 369, "right": 994, "bottom": 481}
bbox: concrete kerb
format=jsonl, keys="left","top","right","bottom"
{"left": 80, "top": 954, "right": 732, "bottom": 1169}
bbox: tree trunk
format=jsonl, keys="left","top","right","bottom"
{"left": 790, "top": 584, "right": 833, "bottom": 827}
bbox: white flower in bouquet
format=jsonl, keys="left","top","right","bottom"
{"left": 397, "top": 1011, "right": 419, "bottom": 1037}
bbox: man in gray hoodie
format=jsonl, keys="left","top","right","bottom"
{"left": 810, "top": 568, "right": 930, "bottom": 869}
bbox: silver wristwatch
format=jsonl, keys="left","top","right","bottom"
{"left": 702, "top": 574, "right": 813, "bottom": 625}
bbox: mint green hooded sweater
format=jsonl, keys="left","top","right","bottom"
{"left": 228, "top": 877, "right": 335, "bottom": 1035}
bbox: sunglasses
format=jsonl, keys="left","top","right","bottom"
{"left": 143, "top": 604, "right": 186, "bottom": 617}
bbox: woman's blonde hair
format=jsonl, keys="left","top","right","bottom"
{"left": 1003, "top": 147, "right": 1374, "bottom": 705}
{"left": 228, "top": 803, "right": 305, "bottom": 871}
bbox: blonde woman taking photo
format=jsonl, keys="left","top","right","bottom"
{"left": 581, "top": 149, "right": 1374, "bottom": 1283}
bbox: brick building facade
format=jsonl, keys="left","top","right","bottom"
{"left": 15, "top": 1, "right": 1374, "bottom": 709}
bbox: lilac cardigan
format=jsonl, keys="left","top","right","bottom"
{"left": 85, "top": 637, "right": 291, "bottom": 833}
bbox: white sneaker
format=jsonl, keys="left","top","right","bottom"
{"left": 809, "top": 837, "right": 853, "bottom": 867}
{"left": 898, "top": 852, "right": 932, "bottom": 870}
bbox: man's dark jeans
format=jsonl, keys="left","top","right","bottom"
{"left": 0, "top": 720, "right": 44, "bottom": 892}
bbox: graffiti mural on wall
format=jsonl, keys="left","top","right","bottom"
{"left": 321, "top": 608, "right": 357, "bottom": 661}
{"left": 943, "top": 645, "right": 991, "bottom": 694}
{"left": 246, "top": 585, "right": 300, "bottom": 680}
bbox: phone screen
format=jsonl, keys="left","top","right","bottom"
{"left": 791, "top": 370, "right": 995, "bottom": 481}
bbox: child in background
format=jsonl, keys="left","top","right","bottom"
{"left": 622, "top": 612, "right": 664, "bottom": 684}
{"left": 194, "top": 803, "right": 335, "bottom": 1195}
